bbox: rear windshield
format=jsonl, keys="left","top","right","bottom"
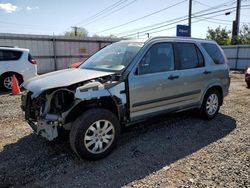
{"left": 0, "top": 50, "right": 23, "bottom": 61}
{"left": 201, "top": 43, "right": 224, "bottom": 64}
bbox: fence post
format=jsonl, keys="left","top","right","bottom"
{"left": 98, "top": 41, "right": 102, "bottom": 50}
{"left": 52, "top": 37, "right": 58, "bottom": 71}
{"left": 235, "top": 45, "right": 239, "bottom": 70}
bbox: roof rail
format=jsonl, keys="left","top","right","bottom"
{"left": 145, "top": 36, "right": 210, "bottom": 44}
{"left": 0, "top": 46, "right": 18, "bottom": 48}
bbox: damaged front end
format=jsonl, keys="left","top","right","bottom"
{"left": 21, "top": 75, "right": 127, "bottom": 141}
{"left": 22, "top": 88, "right": 76, "bottom": 140}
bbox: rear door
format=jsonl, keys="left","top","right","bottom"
{"left": 173, "top": 42, "right": 208, "bottom": 106}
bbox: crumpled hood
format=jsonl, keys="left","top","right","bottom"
{"left": 23, "top": 68, "right": 114, "bottom": 97}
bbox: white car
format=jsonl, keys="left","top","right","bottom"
{"left": 0, "top": 46, "right": 38, "bottom": 91}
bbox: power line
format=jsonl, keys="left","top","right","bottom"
{"left": 192, "top": 0, "right": 236, "bottom": 16}
{"left": 116, "top": 16, "right": 187, "bottom": 36}
{"left": 193, "top": 17, "right": 232, "bottom": 26}
{"left": 78, "top": 0, "right": 138, "bottom": 27}
{"left": 193, "top": 0, "right": 211, "bottom": 8}
{"left": 120, "top": 6, "right": 237, "bottom": 38}
{"left": 95, "top": 0, "right": 187, "bottom": 34}
{"left": 145, "top": 12, "right": 235, "bottom": 35}
{"left": 149, "top": 16, "right": 248, "bottom": 35}
{"left": 142, "top": 9, "right": 248, "bottom": 37}
{"left": 198, "top": 14, "right": 249, "bottom": 24}
{"left": 121, "top": 7, "right": 237, "bottom": 37}
{"left": 63, "top": 0, "right": 130, "bottom": 33}
{"left": 75, "top": 0, "right": 129, "bottom": 26}
{"left": 115, "top": 0, "right": 237, "bottom": 36}
{"left": 199, "top": 16, "right": 232, "bottom": 23}
{"left": 119, "top": 3, "right": 250, "bottom": 38}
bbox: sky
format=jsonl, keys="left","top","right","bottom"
{"left": 0, "top": 0, "right": 249, "bottom": 39}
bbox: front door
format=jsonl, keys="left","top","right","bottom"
{"left": 128, "top": 42, "right": 182, "bottom": 120}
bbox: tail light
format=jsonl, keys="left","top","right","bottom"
{"left": 30, "top": 59, "right": 37, "bottom": 64}
{"left": 28, "top": 54, "right": 37, "bottom": 64}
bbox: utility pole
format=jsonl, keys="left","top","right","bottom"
{"left": 188, "top": 0, "right": 192, "bottom": 37}
{"left": 71, "top": 26, "right": 80, "bottom": 36}
{"left": 232, "top": 0, "right": 241, "bottom": 44}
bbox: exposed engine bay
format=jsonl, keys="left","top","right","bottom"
{"left": 21, "top": 74, "right": 127, "bottom": 141}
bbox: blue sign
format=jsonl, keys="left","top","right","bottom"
{"left": 176, "top": 25, "right": 190, "bottom": 37}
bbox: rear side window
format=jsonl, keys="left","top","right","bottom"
{"left": 0, "top": 50, "right": 23, "bottom": 61}
{"left": 175, "top": 43, "right": 204, "bottom": 69}
{"left": 201, "top": 43, "right": 224, "bottom": 64}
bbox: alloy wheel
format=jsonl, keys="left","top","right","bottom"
{"left": 206, "top": 93, "right": 219, "bottom": 116}
{"left": 3, "top": 76, "right": 12, "bottom": 90}
{"left": 84, "top": 120, "right": 115, "bottom": 154}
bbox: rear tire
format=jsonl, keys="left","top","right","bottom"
{"left": 0, "top": 73, "right": 23, "bottom": 91}
{"left": 200, "top": 89, "right": 221, "bottom": 120}
{"left": 70, "top": 108, "right": 120, "bottom": 160}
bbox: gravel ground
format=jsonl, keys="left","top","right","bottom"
{"left": 0, "top": 72, "right": 249, "bottom": 188}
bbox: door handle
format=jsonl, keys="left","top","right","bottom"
{"left": 168, "top": 75, "right": 179, "bottom": 80}
{"left": 203, "top": 70, "right": 211, "bottom": 75}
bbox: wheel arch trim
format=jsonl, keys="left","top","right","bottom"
{"left": 200, "top": 83, "right": 224, "bottom": 107}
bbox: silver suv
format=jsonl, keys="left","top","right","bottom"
{"left": 21, "top": 37, "right": 230, "bottom": 160}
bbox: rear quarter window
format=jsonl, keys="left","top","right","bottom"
{"left": 0, "top": 50, "right": 23, "bottom": 61}
{"left": 201, "top": 43, "right": 225, "bottom": 64}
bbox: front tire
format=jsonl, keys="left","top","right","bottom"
{"left": 200, "top": 89, "right": 221, "bottom": 120}
{"left": 70, "top": 108, "right": 120, "bottom": 160}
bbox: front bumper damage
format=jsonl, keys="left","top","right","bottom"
{"left": 21, "top": 89, "right": 76, "bottom": 141}
{"left": 21, "top": 81, "right": 127, "bottom": 141}
{"left": 21, "top": 93, "right": 61, "bottom": 140}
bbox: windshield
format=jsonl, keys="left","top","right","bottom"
{"left": 80, "top": 42, "right": 143, "bottom": 72}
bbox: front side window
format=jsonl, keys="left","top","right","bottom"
{"left": 0, "top": 50, "right": 23, "bottom": 61}
{"left": 80, "top": 42, "right": 143, "bottom": 72}
{"left": 138, "top": 43, "right": 174, "bottom": 75}
{"left": 175, "top": 43, "right": 203, "bottom": 70}
{"left": 201, "top": 43, "right": 224, "bottom": 64}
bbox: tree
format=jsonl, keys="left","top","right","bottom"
{"left": 92, "top": 33, "right": 118, "bottom": 38}
{"left": 238, "top": 24, "right": 250, "bottom": 44}
{"left": 206, "top": 25, "right": 250, "bottom": 45}
{"left": 64, "top": 27, "right": 88, "bottom": 37}
{"left": 206, "top": 26, "right": 231, "bottom": 45}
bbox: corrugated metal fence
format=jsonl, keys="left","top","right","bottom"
{"left": 221, "top": 45, "right": 250, "bottom": 70}
{"left": 0, "top": 33, "right": 118, "bottom": 73}
{"left": 1, "top": 33, "right": 249, "bottom": 72}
